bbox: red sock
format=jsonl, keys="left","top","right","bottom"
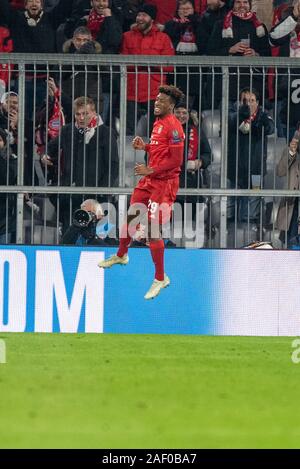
{"left": 117, "top": 224, "right": 132, "bottom": 257}
{"left": 149, "top": 239, "right": 165, "bottom": 281}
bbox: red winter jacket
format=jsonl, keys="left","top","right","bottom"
{"left": 121, "top": 24, "right": 174, "bottom": 102}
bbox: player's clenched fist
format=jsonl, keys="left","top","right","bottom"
{"left": 132, "top": 136, "right": 146, "bottom": 150}
{"left": 134, "top": 163, "right": 153, "bottom": 176}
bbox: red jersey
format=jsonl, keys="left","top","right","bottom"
{"left": 145, "top": 114, "right": 185, "bottom": 181}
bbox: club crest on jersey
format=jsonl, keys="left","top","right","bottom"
{"left": 157, "top": 125, "right": 163, "bottom": 134}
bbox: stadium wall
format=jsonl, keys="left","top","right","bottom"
{"left": 0, "top": 246, "right": 298, "bottom": 336}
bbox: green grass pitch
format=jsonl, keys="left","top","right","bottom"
{"left": 0, "top": 333, "right": 299, "bottom": 448}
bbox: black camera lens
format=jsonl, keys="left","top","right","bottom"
{"left": 72, "top": 209, "right": 92, "bottom": 228}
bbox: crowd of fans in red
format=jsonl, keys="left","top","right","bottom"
{"left": 0, "top": 0, "right": 299, "bottom": 247}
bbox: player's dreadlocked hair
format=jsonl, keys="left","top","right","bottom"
{"left": 158, "top": 85, "right": 185, "bottom": 107}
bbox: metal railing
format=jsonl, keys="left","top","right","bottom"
{"left": 0, "top": 53, "right": 299, "bottom": 248}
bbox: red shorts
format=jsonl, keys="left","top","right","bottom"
{"left": 130, "top": 177, "right": 179, "bottom": 224}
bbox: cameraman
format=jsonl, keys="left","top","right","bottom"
{"left": 62, "top": 199, "right": 116, "bottom": 245}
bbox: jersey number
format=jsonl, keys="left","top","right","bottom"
{"left": 148, "top": 199, "right": 158, "bottom": 214}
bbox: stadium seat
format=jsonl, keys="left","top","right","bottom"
{"left": 201, "top": 110, "right": 220, "bottom": 138}
{"left": 136, "top": 114, "right": 149, "bottom": 137}
{"left": 265, "top": 136, "right": 287, "bottom": 190}
{"left": 207, "top": 137, "right": 221, "bottom": 189}
{"left": 32, "top": 224, "right": 60, "bottom": 244}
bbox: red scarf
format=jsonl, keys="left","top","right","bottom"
{"left": 173, "top": 17, "right": 197, "bottom": 50}
{"left": 239, "top": 108, "right": 258, "bottom": 134}
{"left": 290, "top": 31, "right": 300, "bottom": 50}
{"left": 48, "top": 89, "right": 65, "bottom": 140}
{"left": 36, "top": 88, "right": 65, "bottom": 156}
{"left": 222, "top": 10, "right": 265, "bottom": 38}
{"left": 173, "top": 17, "right": 189, "bottom": 24}
{"left": 187, "top": 125, "right": 199, "bottom": 161}
{"left": 87, "top": 9, "right": 105, "bottom": 40}
{"left": 244, "top": 108, "right": 258, "bottom": 125}
{"left": 181, "top": 26, "right": 196, "bottom": 44}
{"left": 76, "top": 115, "right": 98, "bottom": 134}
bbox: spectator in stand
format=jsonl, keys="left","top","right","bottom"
{"left": 61, "top": 26, "right": 103, "bottom": 117}
{"left": 65, "top": 1, "right": 122, "bottom": 124}
{"left": 0, "top": 92, "right": 36, "bottom": 239}
{"left": 208, "top": 0, "right": 270, "bottom": 105}
{"left": 198, "top": 0, "right": 231, "bottom": 52}
{"left": 144, "top": 1, "right": 209, "bottom": 26}
{"left": 41, "top": 96, "right": 119, "bottom": 232}
{"left": 145, "top": 0, "right": 208, "bottom": 25}
{"left": 0, "top": 127, "right": 17, "bottom": 243}
{"left": 64, "top": 0, "right": 123, "bottom": 38}
{"left": 65, "top": 0, "right": 122, "bottom": 48}
{"left": 120, "top": 4, "right": 174, "bottom": 134}
{"left": 164, "top": 0, "right": 202, "bottom": 109}
{"left": 0, "top": 92, "right": 19, "bottom": 142}
{"left": 0, "top": 91, "right": 34, "bottom": 185}
{"left": 174, "top": 102, "right": 211, "bottom": 210}
{"left": 276, "top": 128, "right": 300, "bottom": 247}
{"left": 35, "top": 77, "right": 67, "bottom": 186}
{"left": 269, "top": 0, "right": 300, "bottom": 141}
{"left": 85, "top": 0, "right": 122, "bottom": 47}
{"left": 0, "top": 0, "right": 72, "bottom": 117}
{"left": 227, "top": 87, "right": 274, "bottom": 222}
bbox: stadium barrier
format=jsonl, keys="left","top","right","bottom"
{"left": 0, "top": 53, "right": 299, "bottom": 249}
{"left": 0, "top": 245, "right": 298, "bottom": 336}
